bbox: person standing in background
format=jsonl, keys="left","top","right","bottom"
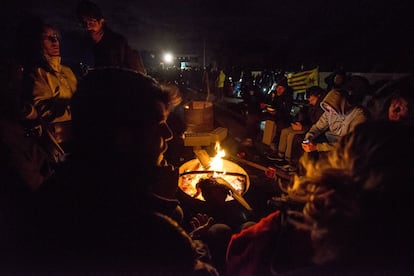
{"left": 75, "top": 0, "right": 146, "bottom": 74}
{"left": 215, "top": 68, "right": 226, "bottom": 101}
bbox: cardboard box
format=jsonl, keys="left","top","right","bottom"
{"left": 183, "top": 132, "right": 212, "bottom": 147}
{"left": 262, "top": 120, "right": 277, "bottom": 145}
{"left": 210, "top": 127, "right": 228, "bottom": 143}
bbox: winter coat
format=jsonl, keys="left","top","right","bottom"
{"left": 304, "top": 90, "right": 368, "bottom": 152}
{"left": 93, "top": 26, "right": 146, "bottom": 74}
{"left": 31, "top": 56, "right": 77, "bottom": 123}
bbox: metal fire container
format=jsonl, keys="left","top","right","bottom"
{"left": 178, "top": 158, "right": 250, "bottom": 202}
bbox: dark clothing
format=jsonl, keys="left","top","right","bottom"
{"left": 242, "top": 86, "right": 265, "bottom": 140}
{"left": 306, "top": 98, "right": 325, "bottom": 129}
{"left": 267, "top": 90, "right": 293, "bottom": 124}
{"left": 0, "top": 118, "right": 52, "bottom": 192}
{"left": 0, "top": 159, "right": 217, "bottom": 274}
{"left": 226, "top": 211, "right": 313, "bottom": 276}
{"left": 92, "top": 26, "right": 146, "bottom": 74}
{"left": 266, "top": 89, "right": 294, "bottom": 145}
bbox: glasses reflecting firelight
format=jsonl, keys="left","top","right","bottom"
{"left": 79, "top": 17, "right": 99, "bottom": 28}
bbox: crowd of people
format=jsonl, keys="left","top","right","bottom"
{"left": 1, "top": 0, "right": 414, "bottom": 275}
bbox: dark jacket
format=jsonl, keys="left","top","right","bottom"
{"left": 93, "top": 26, "right": 146, "bottom": 74}
{"left": 267, "top": 88, "right": 294, "bottom": 129}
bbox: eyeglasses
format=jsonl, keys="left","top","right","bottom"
{"left": 43, "top": 35, "right": 59, "bottom": 43}
{"left": 79, "top": 17, "right": 99, "bottom": 28}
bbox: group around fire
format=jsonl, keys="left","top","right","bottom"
{"left": 1, "top": 0, "right": 414, "bottom": 275}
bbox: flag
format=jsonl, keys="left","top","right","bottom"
{"left": 287, "top": 67, "right": 319, "bottom": 93}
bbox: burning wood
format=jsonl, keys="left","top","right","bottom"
{"left": 214, "top": 176, "right": 252, "bottom": 211}
{"left": 178, "top": 143, "right": 251, "bottom": 210}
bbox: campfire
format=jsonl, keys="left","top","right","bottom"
{"left": 178, "top": 142, "right": 251, "bottom": 208}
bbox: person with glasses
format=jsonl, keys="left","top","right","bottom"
{"left": 75, "top": 0, "right": 146, "bottom": 74}
{"left": 16, "top": 17, "right": 78, "bottom": 165}
{"left": 12, "top": 68, "right": 218, "bottom": 274}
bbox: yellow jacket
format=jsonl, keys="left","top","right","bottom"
{"left": 32, "top": 56, "right": 77, "bottom": 123}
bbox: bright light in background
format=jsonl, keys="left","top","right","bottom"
{"left": 163, "top": 52, "right": 174, "bottom": 64}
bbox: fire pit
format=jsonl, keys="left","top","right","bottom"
{"left": 178, "top": 158, "right": 250, "bottom": 202}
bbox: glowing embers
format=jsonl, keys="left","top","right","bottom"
{"left": 178, "top": 143, "right": 250, "bottom": 202}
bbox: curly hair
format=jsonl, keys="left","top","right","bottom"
{"left": 293, "top": 120, "right": 414, "bottom": 269}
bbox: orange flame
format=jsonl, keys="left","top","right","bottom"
{"left": 210, "top": 142, "right": 226, "bottom": 172}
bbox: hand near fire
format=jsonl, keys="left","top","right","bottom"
{"left": 189, "top": 213, "right": 215, "bottom": 240}
{"left": 301, "top": 142, "right": 317, "bottom": 153}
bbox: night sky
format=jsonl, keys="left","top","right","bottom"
{"left": 3, "top": 0, "right": 413, "bottom": 72}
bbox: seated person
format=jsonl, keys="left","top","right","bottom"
{"left": 273, "top": 86, "right": 326, "bottom": 168}
{"left": 226, "top": 120, "right": 414, "bottom": 275}
{"left": 190, "top": 178, "right": 242, "bottom": 275}
{"left": 264, "top": 79, "right": 294, "bottom": 159}
{"left": 301, "top": 89, "right": 368, "bottom": 159}
{"left": 377, "top": 74, "right": 414, "bottom": 126}
{"left": 3, "top": 68, "right": 218, "bottom": 275}
{"left": 20, "top": 19, "right": 78, "bottom": 163}
{"left": 290, "top": 121, "right": 414, "bottom": 273}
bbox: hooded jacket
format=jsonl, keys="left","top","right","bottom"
{"left": 304, "top": 90, "right": 367, "bottom": 152}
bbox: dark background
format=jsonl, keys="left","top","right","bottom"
{"left": 2, "top": 0, "right": 413, "bottom": 72}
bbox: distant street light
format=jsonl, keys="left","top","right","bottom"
{"left": 163, "top": 52, "right": 174, "bottom": 64}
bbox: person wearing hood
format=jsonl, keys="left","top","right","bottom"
{"left": 301, "top": 89, "right": 368, "bottom": 154}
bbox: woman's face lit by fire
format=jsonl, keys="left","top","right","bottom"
{"left": 145, "top": 102, "right": 173, "bottom": 166}
{"left": 42, "top": 26, "right": 60, "bottom": 57}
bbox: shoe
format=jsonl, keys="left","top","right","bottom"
{"left": 281, "top": 164, "right": 297, "bottom": 172}
{"left": 266, "top": 152, "right": 283, "bottom": 161}
{"left": 274, "top": 159, "right": 289, "bottom": 167}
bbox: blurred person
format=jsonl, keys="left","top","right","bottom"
{"left": 215, "top": 68, "right": 226, "bottom": 101}
{"left": 385, "top": 92, "right": 413, "bottom": 124}
{"left": 190, "top": 178, "right": 249, "bottom": 275}
{"left": 301, "top": 89, "right": 368, "bottom": 157}
{"left": 4, "top": 68, "right": 218, "bottom": 275}
{"left": 227, "top": 120, "right": 414, "bottom": 275}
{"left": 343, "top": 74, "right": 372, "bottom": 107}
{"left": 290, "top": 121, "right": 414, "bottom": 273}
{"left": 375, "top": 74, "right": 414, "bottom": 126}
{"left": 226, "top": 193, "right": 313, "bottom": 275}
{"left": 324, "top": 67, "right": 348, "bottom": 91}
{"left": 75, "top": 0, "right": 146, "bottom": 74}
{"left": 240, "top": 75, "right": 266, "bottom": 147}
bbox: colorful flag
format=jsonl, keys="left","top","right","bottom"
{"left": 287, "top": 67, "right": 319, "bottom": 93}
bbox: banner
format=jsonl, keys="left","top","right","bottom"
{"left": 287, "top": 67, "right": 319, "bottom": 93}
